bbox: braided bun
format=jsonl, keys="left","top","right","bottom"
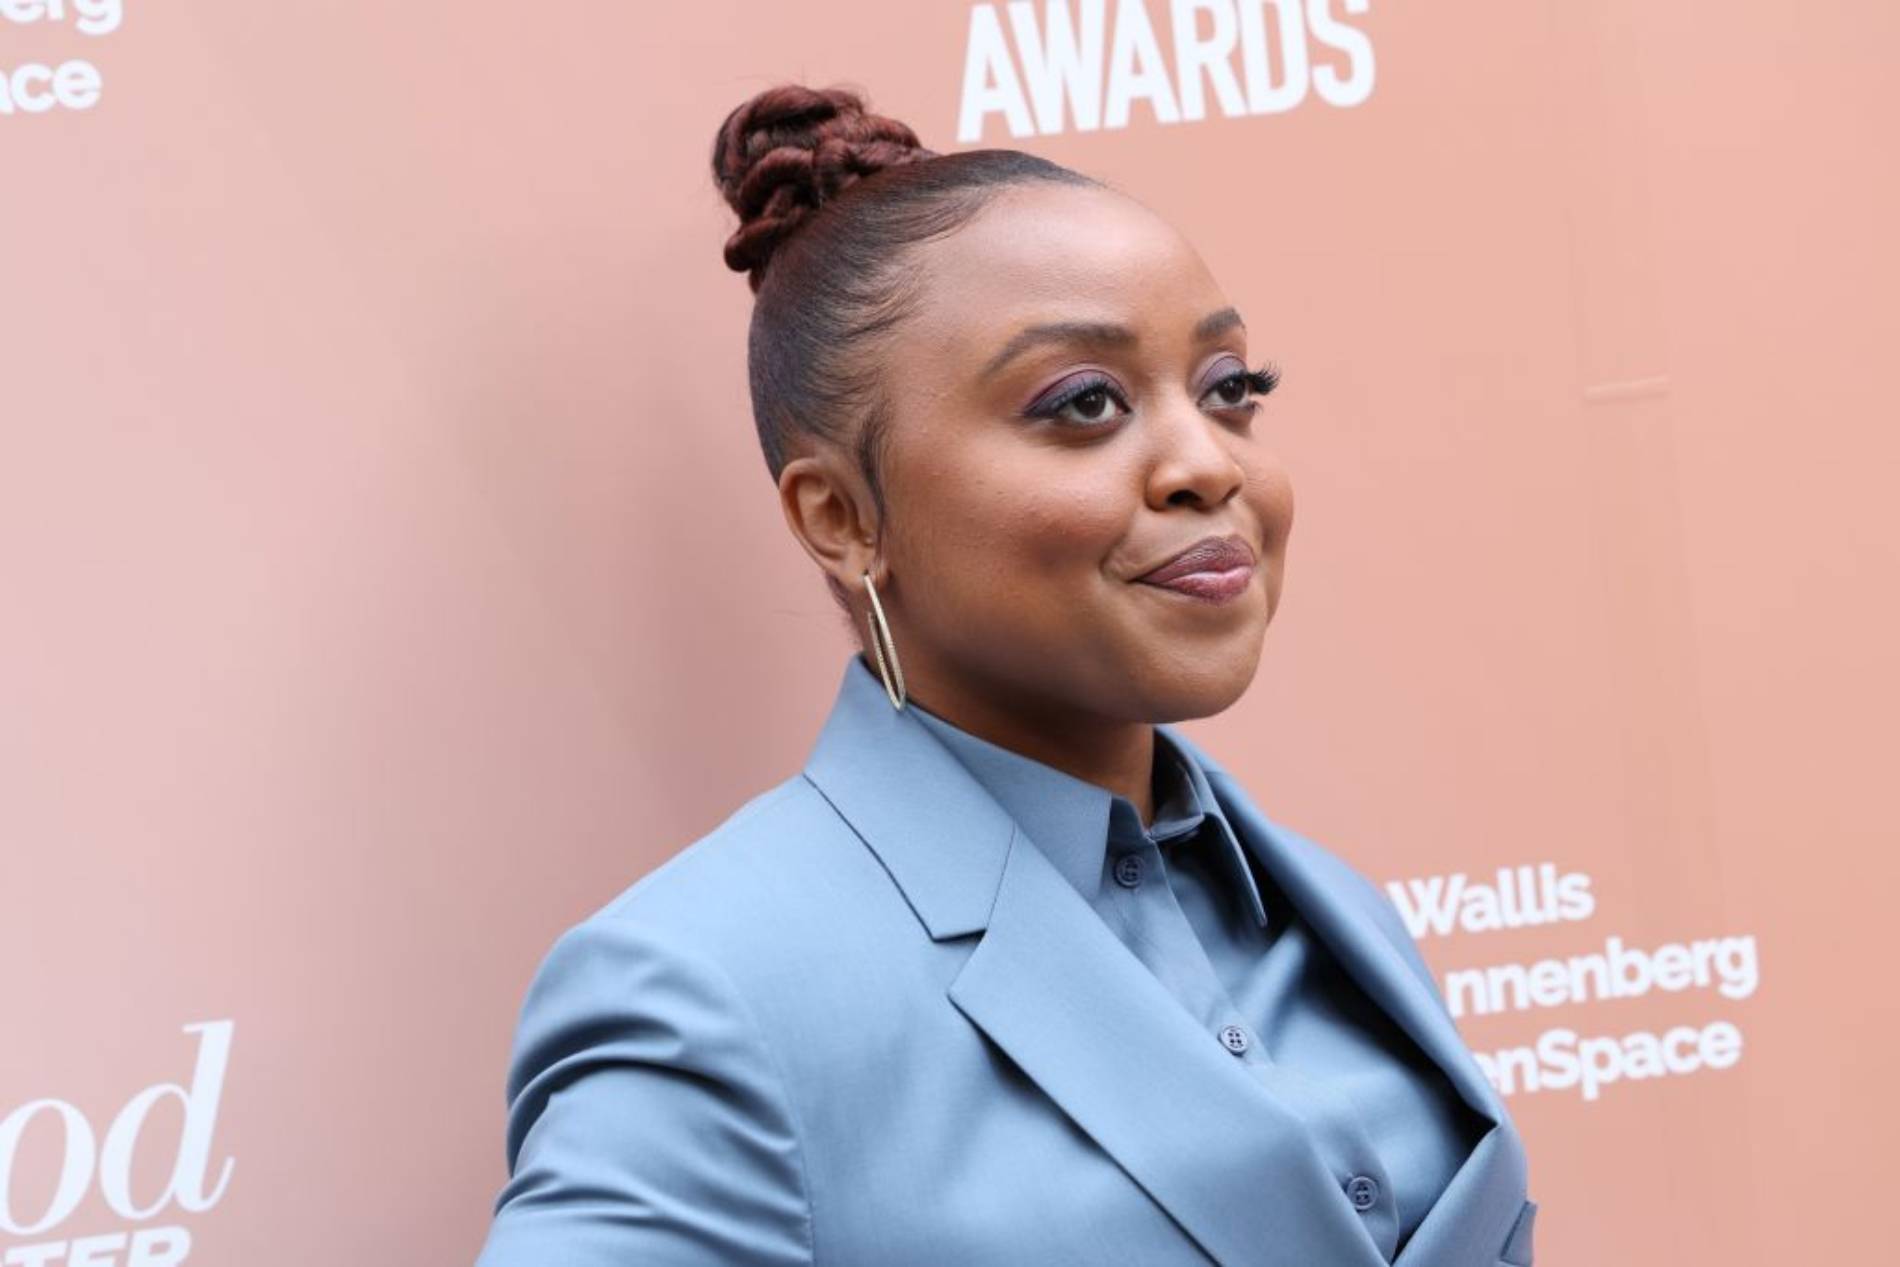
{"left": 711, "top": 84, "right": 938, "bottom": 291}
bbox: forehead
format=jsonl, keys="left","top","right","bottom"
{"left": 902, "top": 182, "right": 1227, "bottom": 357}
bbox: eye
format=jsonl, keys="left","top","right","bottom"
{"left": 1025, "top": 372, "right": 1133, "bottom": 429}
{"left": 1200, "top": 361, "right": 1282, "bottom": 414}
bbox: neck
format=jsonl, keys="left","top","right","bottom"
{"left": 872, "top": 650, "right": 1159, "bottom": 823}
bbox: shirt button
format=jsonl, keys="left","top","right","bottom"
{"left": 1345, "top": 1175, "right": 1380, "bottom": 1211}
{"left": 1113, "top": 854, "right": 1144, "bottom": 887}
{"left": 1218, "top": 1024, "right": 1250, "bottom": 1054}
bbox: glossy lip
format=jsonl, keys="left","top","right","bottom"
{"left": 1133, "top": 533, "right": 1257, "bottom": 585}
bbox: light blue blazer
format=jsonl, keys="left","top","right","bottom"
{"left": 475, "top": 655, "right": 1537, "bottom": 1266}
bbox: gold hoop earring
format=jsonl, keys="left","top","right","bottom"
{"left": 862, "top": 569, "right": 907, "bottom": 711}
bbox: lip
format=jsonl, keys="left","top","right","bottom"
{"left": 1132, "top": 539, "right": 1254, "bottom": 592}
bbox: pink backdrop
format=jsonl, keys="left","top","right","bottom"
{"left": 4, "top": 2, "right": 1896, "bottom": 1263}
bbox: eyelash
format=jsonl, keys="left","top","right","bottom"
{"left": 1027, "top": 362, "right": 1282, "bottom": 428}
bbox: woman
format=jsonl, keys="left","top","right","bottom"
{"left": 474, "top": 84, "right": 1536, "bottom": 1267}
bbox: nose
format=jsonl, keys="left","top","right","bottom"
{"left": 1144, "top": 394, "right": 1246, "bottom": 511}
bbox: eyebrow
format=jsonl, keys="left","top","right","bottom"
{"left": 980, "top": 306, "right": 1246, "bottom": 379}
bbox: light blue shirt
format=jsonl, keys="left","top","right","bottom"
{"left": 908, "top": 699, "right": 1493, "bottom": 1263}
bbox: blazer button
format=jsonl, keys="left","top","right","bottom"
{"left": 1113, "top": 854, "right": 1144, "bottom": 887}
{"left": 1345, "top": 1175, "right": 1380, "bottom": 1211}
{"left": 1218, "top": 1024, "right": 1250, "bottom": 1054}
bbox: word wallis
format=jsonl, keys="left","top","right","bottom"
{"left": 1384, "top": 864, "right": 1595, "bottom": 939}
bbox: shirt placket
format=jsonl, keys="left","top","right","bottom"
{"left": 1103, "top": 821, "right": 1233, "bottom": 1035}
{"left": 1105, "top": 813, "right": 1404, "bottom": 1263}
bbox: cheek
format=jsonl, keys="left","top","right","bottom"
{"left": 1245, "top": 458, "right": 1296, "bottom": 556}
{"left": 1012, "top": 483, "right": 1128, "bottom": 572}
{"left": 910, "top": 446, "right": 1128, "bottom": 576}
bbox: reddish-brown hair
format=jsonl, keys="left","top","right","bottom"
{"left": 710, "top": 83, "right": 1101, "bottom": 609}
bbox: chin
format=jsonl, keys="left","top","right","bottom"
{"left": 1132, "top": 643, "right": 1263, "bottom": 723}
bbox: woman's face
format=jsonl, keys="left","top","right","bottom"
{"left": 859, "top": 181, "right": 1294, "bottom": 727}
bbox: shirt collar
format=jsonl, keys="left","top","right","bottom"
{"left": 907, "top": 701, "right": 1270, "bottom": 929}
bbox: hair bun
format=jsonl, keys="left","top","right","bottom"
{"left": 711, "top": 84, "right": 937, "bottom": 290}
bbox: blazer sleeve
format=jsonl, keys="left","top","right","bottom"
{"left": 473, "top": 912, "right": 815, "bottom": 1266}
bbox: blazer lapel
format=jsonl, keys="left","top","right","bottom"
{"left": 804, "top": 657, "right": 1388, "bottom": 1267}
{"left": 948, "top": 824, "right": 1396, "bottom": 1267}
{"left": 1163, "top": 726, "right": 1532, "bottom": 1267}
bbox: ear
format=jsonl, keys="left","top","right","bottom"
{"left": 777, "top": 452, "right": 881, "bottom": 592}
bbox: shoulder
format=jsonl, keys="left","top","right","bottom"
{"left": 484, "top": 775, "right": 825, "bottom": 1262}
{"left": 549, "top": 770, "right": 883, "bottom": 972}
{"left": 496, "top": 773, "right": 857, "bottom": 1151}
{"left": 593, "top": 774, "right": 836, "bottom": 925}
{"left": 510, "top": 767, "right": 909, "bottom": 1046}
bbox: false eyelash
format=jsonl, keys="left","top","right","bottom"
{"left": 1243, "top": 363, "right": 1282, "bottom": 397}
